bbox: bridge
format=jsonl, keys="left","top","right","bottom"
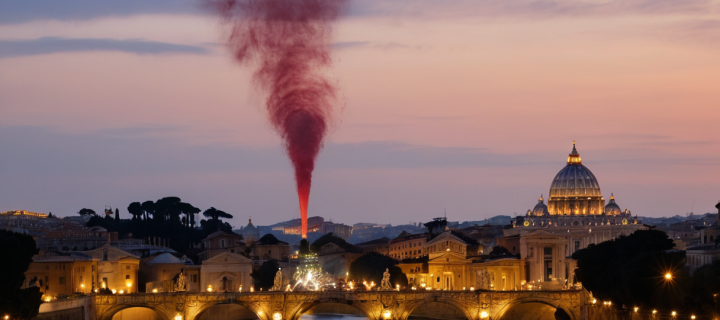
{"left": 93, "top": 289, "right": 592, "bottom": 320}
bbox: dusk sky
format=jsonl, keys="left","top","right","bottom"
{"left": 1, "top": 0, "right": 719, "bottom": 228}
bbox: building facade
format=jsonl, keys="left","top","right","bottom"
{"left": 389, "top": 232, "right": 429, "bottom": 260}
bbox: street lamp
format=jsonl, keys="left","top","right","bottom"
{"left": 665, "top": 272, "right": 672, "bottom": 280}
{"left": 671, "top": 311, "right": 676, "bottom": 318}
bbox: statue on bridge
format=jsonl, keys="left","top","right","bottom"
{"left": 380, "top": 268, "right": 392, "bottom": 290}
{"left": 272, "top": 269, "right": 284, "bottom": 291}
{"left": 175, "top": 271, "right": 187, "bottom": 292}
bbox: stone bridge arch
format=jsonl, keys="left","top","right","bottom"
{"left": 492, "top": 296, "right": 578, "bottom": 320}
{"left": 289, "top": 299, "right": 377, "bottom": 320}
{"left": 187, "top": 300, "right": 266, "bottom": 320}
{"left": 96, "top": 303, "right": 174, "bottom": 320}
{"left": 402, "top": 297, "right": 477, "bottom": 320}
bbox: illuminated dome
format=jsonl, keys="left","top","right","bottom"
{"left": 532, "top": 195, "right": 550, "bottom": 216}
{"left": 605, "top": 194, "right": 622, "bottom": 216}
{"left": 547, "top": 142, "right": 605, "bottom": 215}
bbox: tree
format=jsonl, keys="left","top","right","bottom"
{"left": 572, "top": 229, "right": 683, "bottom": 312}
{"left": 114, "top": 208, "right": 120, "bottom": 224}
{"left": 489, "top": 245, "right": 510, "bottom": 257}
{"left": 178, "top": 202, "right": 200, "bottom": 229}
{"left": 78, "top": 208, "right": 96, "bottom": 216}
{"left": 252, "top": 259, "right": 279, "bottom": 290}
{"left": 141, "top": 200, "right": 155, "bottom": 221}
{"left": 687, "top": 260, "right": 720, "bottom": 316}
{"left": 349, "top": 252, "right": 408, "bottom": 288}
{"left": 203, "top": 207, "right": 233, "bottom": 222}
{"left": 127, "top": 202, "right": 142, "bottom": 221}
{"left": 47, "top": 212, "right": 53, "bottom": 218}
{"left": 0, "top": 230, "right": 43, "bottom": 319}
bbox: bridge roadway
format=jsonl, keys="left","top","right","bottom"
{"left": 94, "top": 289, "right": 591, "bottom": 320}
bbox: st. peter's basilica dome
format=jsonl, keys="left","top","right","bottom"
{"left": 546, "top": 142, "right": 605, "bottom": 215}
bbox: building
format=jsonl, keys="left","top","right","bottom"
{"left": 501, "top": 143, "right": 646, "bottom": 286}
{"left": 409, "top": 230, "right": 523, "bottom": 291}
{"left": 686, "top": 201, "right": 720, "bottom": 273}
{"left": 85, "top": 244, "right": 141, "bottom": 294}
{"left": 140, "top": 253, "right": 200, "bottom": 293}
{"left": 389, "top": 232, "right": 429, "bottom": 260}
{"left": 311, "top": 233, "right": 364, "bottom": 277}
{"left": 240, "top": 219, "right": 260, "bottom": 245}
{"left": 22, "top": 251, "right": 95, "bottom": 298}
{"left": 686, "top": 244, "right": 720, "bottom": 274}
{"left": 250, "top": 234, "right": 291, "bottom": 261}
{"left": 356, "top": 237, "right": 391, "bottom": 256}
{"left": 198, "top": 231, "right": 246, "bottom": 262}
{"left": 318, "top": 221, "right": 352, "bottom": 240}
{"left": 200, "top": 252, "right": 253, "bottom": 292}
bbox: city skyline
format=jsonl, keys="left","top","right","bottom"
{"left": 1, "top": 0, "right": 720, "bottom": 227}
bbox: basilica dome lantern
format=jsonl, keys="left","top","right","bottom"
{"left": 532, "top": 195, "right": 550, "bottom": 216}
{"left": 605, "top": 193, "right": 622, "bottom": 216}
{"left": 547, "top": 142, "right": 605, "bottom": 215}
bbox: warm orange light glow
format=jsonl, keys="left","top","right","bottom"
{"left": 672, "top": 311, "right": 677, "bottom": 317}
{"left": 383, "top": 310, "right": 391, "bottom": 320}
{"left": 665, "top": 273, "right": 672, "bottom": 280}
{"left": 480, "top": 311, "right": 489, "bottom": 319}
{"left": 152, "top": 288, "right": 158, "bottom": 293}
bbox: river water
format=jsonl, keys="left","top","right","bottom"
{"left": 299, "top": 315, "right": 369, "bottom": 320}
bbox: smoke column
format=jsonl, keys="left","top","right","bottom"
{"left": 206, "top": 0, "right": 347, "bottom": 238}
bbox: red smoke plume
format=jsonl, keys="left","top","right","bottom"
{"left": 206, "top": 0, "right": 347, "bottom": 238}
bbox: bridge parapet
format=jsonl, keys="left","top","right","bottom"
{"left": 94, "top": 289, "right": 590, "bottom": 320}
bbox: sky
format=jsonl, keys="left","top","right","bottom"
{"left": 1, "top": 0, "right": 719, "bottom": 228}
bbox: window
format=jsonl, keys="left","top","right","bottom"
{"left": 529, "top": 247, "right": 534, "bottom": 257}
{"left": 191, "top": 274, "right": 198, "bottom": 283}
{"left": 126, "top": 275, "right": 130, "bottom": 280}
{"left": 59, "top": 277, "right": 66, "bottom": 285}
{"left": 103, "top": 249, "right": 108, "bottom": 261}
{"left": 221, "top": 239, "right": 226, "bottom": 248}
{"left": 126, "top": 265, "right": 130, "bottom": 270}
{"left": 574, "top": 240, "right": 580, "bottom": 252}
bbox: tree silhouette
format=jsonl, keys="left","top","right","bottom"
{"left": 572, "top": 229, "right": 684, "bottom": 312}
{"left": 349, "top": 252, "right": 408, "bottom": 288}
{"left": 141, "top": 200, "right": 154, "bottom": 221}
{"left": 0, "top": 230, "right": 43, "bottom": 319}
{"left": 78, "top": 208, "right": 96, "bottom": 216}
{"left": 252, "top": 259, "right": 280, "bottom": 290}
{"left": 127, "top": 202, "right": 142, "bottom": 221}
{"left": 203, "top": 207, "right": 233, "bottom": 222}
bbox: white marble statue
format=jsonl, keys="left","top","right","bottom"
{"left": 380, "top": 268, "right": 392, "bottom": 290}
